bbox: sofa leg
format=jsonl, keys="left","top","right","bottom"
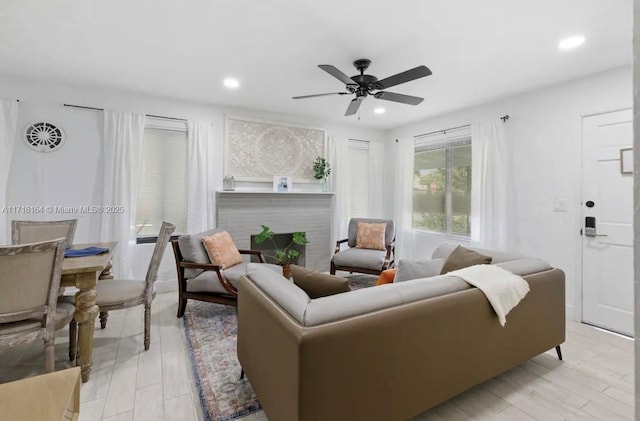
{"left": 555, "top": 345, "right": 563, "bottom": 361}
{"left": 240, "top": 368, "right": 245, "bottom": 380}
{"left": 330, "top": 262, "right": 336, "bottom": 275}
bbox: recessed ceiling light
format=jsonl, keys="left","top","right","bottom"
{"left": 558, "top": 35, "right": 585, "bottom": 51}
{"left": 374, "top": 107, "right": 386, "bottom": 114}
{"left": 223, "top": 77, "right": 240, "bottom": 89}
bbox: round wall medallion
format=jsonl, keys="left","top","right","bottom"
{"left": 24, "top": 121, "right": 66, "bottom": 152}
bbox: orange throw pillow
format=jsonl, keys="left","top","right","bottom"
{"left": 375, "top": 268, "right": 396, "bottom": 286}
{"left": 355, "top": 222, "right": 386, "bottom": 251}
{"left": 201, "top": 231, "right": 243, "bottom": 269}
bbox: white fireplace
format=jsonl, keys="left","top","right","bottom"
{"left": 216, "top": 191, "right": 333, "bottom": 272}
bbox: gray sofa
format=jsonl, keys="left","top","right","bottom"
{"left": 237, "top": 244, "right": 566, "bottom": 421}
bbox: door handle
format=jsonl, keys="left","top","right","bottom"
{"left": 584, "top": 216, "right": 607, "bottom": 237}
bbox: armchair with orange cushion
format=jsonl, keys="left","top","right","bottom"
{"left": 172, "top": 228, "right": 282, "bottom": 317}
{"left": 330, "top": 218, "right": 395, "bottom": 276}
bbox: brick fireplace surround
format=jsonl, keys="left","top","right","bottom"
{"left": 216, "top": 191, "right": 333, "bottom": 272}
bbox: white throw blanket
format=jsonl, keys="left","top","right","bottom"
{"left": 448, "top": 264, "right": 530, "bottom": 326}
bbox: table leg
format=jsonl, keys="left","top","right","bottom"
{"left": 74, "top": 273, "right": 99, "bottom": 383}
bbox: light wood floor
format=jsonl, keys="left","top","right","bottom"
{"left": 0, "top": 293, "right": 633, "bottom": 421}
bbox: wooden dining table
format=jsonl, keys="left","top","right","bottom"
{"left": 61, "top": 242, "right": 117, "bottom": 383}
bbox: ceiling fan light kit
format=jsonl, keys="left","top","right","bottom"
{"left": 293, "top": 58, "right": 432, "bottom": 116}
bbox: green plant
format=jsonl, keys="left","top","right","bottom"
{"left": 254, "top": 225, "right": 309, "bottom": 265}
{"left": 312, "top": 156, "right": 331, "bottom": 180}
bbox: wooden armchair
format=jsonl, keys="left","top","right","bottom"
{"left": 330, "top": 218, "right": 396, "bottom": 276}
{"left": 172, "top": 228, "right": 280, "bottom": 317}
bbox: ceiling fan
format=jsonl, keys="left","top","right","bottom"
{"left": 292, "top": 59, "right": 432, "bottom": 116}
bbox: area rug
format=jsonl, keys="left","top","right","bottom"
{"left": 182, "top": 273, "right": 376, "bottom": 421}
{"left": 183, "top": 302, "right": 260, "bottom": 421}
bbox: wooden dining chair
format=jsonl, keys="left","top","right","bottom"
{"left": 0, "top": 239, "right": 76, "bottom": 372}
{"left": 11, "top": 219, "right": 78, "bottom": 247}
{"left": 69, "top": 222, "right": 176, "bottom": 353}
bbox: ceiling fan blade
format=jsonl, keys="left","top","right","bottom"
{"left": 374, "top": 91, "right": 424, "bottom": 105}
{"left": 318, "top": 64, "right": 355, "bottom": 85}
{"left": 345, "top": 97, "right": 363, "bottom": 116}
{"left": 292, "top": 92, "right": 349, "bottom": 99}
{"left": 376, "top": 65, "right": 432, "bottom": 90}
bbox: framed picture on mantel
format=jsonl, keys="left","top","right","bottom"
{"left": 273, "top": 176, "right": 292, "bottom": 192}
{"left": 224, "top": 116, "right": 326, "bottom": 182}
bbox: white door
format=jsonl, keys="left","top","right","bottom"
{"left": 581, "top": 108, "right": 633, "bottom": 336}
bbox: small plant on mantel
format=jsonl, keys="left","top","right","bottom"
{"left": 254, "top": 225, "right": 309, "bottom": 278}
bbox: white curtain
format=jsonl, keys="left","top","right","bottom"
{"left": 329, "top": 136, "right": 350, "bottom": 244}
{"left": 367, "top": 141, "right": 385, "bottom": 218}
{"left": 186, "top": 121, "right": 214, "bottom": 233}
{"left": 100, "top": 110, "right": 145, "bottom": 278}
{"left": 0, "top": 99, "right": 18, "bottom": 245}
{"left": 393, "top": 138, "right": 415, "bottom": 259}
{"left": 471, "top": 121, "right": 511, "bottom": 250}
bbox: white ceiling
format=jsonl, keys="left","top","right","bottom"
{"left": 0, "top": 0, "right": 632, "bottom": 129}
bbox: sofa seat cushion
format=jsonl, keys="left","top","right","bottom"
{"left": 188, "top": 262, "right": 282, "bottom": 294}
{"left": 332, "top": 248, "right": 386, "bottom": 271}
{"left": 290, "top": 265, "right": 350, "bottom": 298}
{"left": 178, "top": 228, "right": 226, "bottom": 278}
{"left": 95, "top": 280, "right": 146, "bottom": 306}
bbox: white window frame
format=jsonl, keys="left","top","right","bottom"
{"left": 136, "top": 117, "right": 188, "bottom": 243}
{"left": 413, "top": 128, "right": 472, "bottom": 238}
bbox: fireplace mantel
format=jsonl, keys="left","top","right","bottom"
{"left": 216, "top": 191, "right": 333, "bottom": 271}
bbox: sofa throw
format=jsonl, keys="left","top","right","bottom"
{"left": 290, "top": 264, "right": 351, "bottom": 298}
{"left": 201, "top": 231, "right": 243, "bottom": 269}
{"left": 440, "top": 245, "right": 492, "bottom": 274}
{"left": 355, "top": 222, "right": 386, "bottom": 250}
{"left": 449, "top": 264, "right": 529, "bottom": 326}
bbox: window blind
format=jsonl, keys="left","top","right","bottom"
{"left": 136, "top": 125, "right": 188, "bottom": 237}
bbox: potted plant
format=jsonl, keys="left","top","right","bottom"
{"left": 313, "top": 156, "right": 331, "bottom": 191}
{"left": 254, "top": 225, "right": 309, "bottom": 278}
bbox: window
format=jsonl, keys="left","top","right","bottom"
{"left": 136, "top": 118, "right": 187, "bottom": 240}
{"left": 346, "top": 140, "right": 369, "bottom": 220}
{"left": 413, "top": 132, "right": 471, "bottom": 236}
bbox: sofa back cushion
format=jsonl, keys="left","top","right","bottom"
{"left": 245, "top": 263, "right": 310, "bottom": 322}
{"left": 440, "top": 246, "right": 492, "bottom": 274}
{"left": 348, "top": 218, "right": 395, "bottom": 248}
{"left": 394, "top": 258, "right": 444, "bottom": 282}
{"left": 432, "top": 243, "right": 522, "bottom": 264}
{"left": 178, "top": 227, "right": 226, "bottom": 278}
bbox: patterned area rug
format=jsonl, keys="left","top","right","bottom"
{"left": 182, "top": 273, "right": 376, "bottom": 421}
{"left": 183, "top": 302, "right": 260, "bottom": 421}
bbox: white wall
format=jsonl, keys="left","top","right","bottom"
{"left": 387, "top": 65, "right": 632, "bottom": 320}
{"left": 1, "top": 74, "right": 387, "bottom": 287}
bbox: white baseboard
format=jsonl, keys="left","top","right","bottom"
{"left": 155, "top": 279, "right": 178, "bottom": 294}
{"left": 565, "top": 304, "right": 576, "bottom": 321}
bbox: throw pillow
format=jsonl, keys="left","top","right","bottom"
{"left": 375, "top": 268, "right": 396, "bottom": 286}
{"left": 201, "top": 231, "right": 243, "bottom": 269}
{"left": 290, "top": 264, "right": 350, "bottom": 298}
{"left": 394, "top": 258, "right": 445, "bottom": 282}
{"left": 355, "top": 222, "right": 386, "bottom": 251}
{"left": 440, "top": 245, "right": 492, "bottom": 274}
